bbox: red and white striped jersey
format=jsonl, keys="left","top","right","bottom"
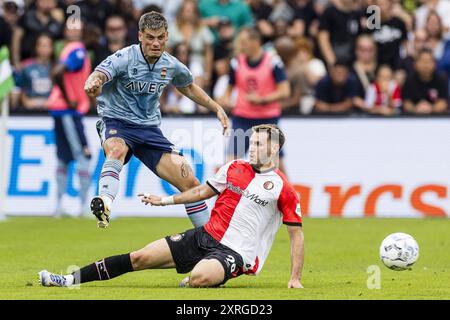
{"left": 205, "top": 160, "right": 302, "bottom": 275}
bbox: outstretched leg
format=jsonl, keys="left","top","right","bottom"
{"left": 39, "top": 239, "right": 175, "bottom": 287}
{"left": 155, "top": 153, "right": 210, "bottom": 227}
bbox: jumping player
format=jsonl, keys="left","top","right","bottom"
{"left": 38, "top": 124, "right": 304, "bottom": 288}
{"left": 84, "top": 11, "right": 229, "bottom": 228}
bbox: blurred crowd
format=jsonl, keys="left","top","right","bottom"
{"left": 2, "top": 0, "right": 450, "bottom": 116}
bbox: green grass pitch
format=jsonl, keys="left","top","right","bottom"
{"left": 0, "top": 217, "right": 449, "bottom": 299}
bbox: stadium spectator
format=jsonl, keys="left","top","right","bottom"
{"left": 212, "top": 57, "right": 234, "bottom": 106}
{"left": 294, "top": 37, "right": 327, "bottom": 114}
{"left": 367, "top": 0, "right": 408, "bottom": 70}
{"left": 391, "top": 0, "right": 414, "bottom": 32}
{"left": 314, "top": 62, "right": 355, "bottom": 114}
{"left": 363, "top": 65, "right": 401, "bottom": 116}
{"left": 11, "top": 0, "right": 64, "bottom": 68}
{"left": 402, "top": 48, "right": 448, "bottom": 115}
{"left": 424, "top": 10, "right": 450, "bottom": 62}
{"left": 317, "top": 0, "right": 363, "bottom": 67}
{"left": 14, "top": 33, "right": 53, "bottom": 111}
{"left": 162, "top": 43, "right": 197, "bottom": 114}
{"left": 168, "top": 0, "right": 214, "bottom": 89}
{"left": 46, "top": 21, "right": 92, "bottom": 217}
{"left": 131, "top": 0, "right": 181, "bottom": 24}
{"left": 397, "top": 29, "right": 429, "bottom": 85}
{"left": 247, "top": 0, "right": 274, "bottom": 43}
{"left": 93, "top": 15, "right": 128, "bottom": 68}
{"left": 0, "top": 0, "right": 23, "bottom": 49}
{"left": 275, "top": 36, "right": 302, "bottom": 115}
{"left": 199, "top": 0, "right": 253, "bottom": 45}
{"left": 415, "top": 0, "right": 450, "bottom": 38}
{"left": 220, "top": 27, "right": 290, "bottom": 173}
{"left": 75, "top": 0, "right": 115, "bottom": 30}
{"left": 213, "top": 18, "right": 235, "bottom": 60}
{"left": 352, "top": 34, "right": 378, "bottom": 110}
{"left": 270, "top": 0, "right": 318, "bottom": 39}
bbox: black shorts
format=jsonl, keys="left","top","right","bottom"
{"left": 165, "top": 227, "right": 244, "bottom": 285}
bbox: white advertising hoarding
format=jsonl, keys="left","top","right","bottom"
{"left": 2, "top": 116, "right": 450, "bottom": 218}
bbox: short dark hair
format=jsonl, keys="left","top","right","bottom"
{"left": 252, "top": 124, "right": 286, "bottom": 151}
{"left": 333, "top": 59, "right": 349, "bottom": 69}
{"left": 416, "top": 47, "right": 435, "bottom": 60}
{"left": 139, "top": 11, "right": 168, "bottom": 32}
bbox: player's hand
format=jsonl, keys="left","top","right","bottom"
{"left": 138, "top": 193, "right": 163, "bottom": 206}
{"left": 288, "top": 279, "right": 303, "bottom": 289}
{"left": 84, "top": 78, "right": 103, "bottom": 97}
{"left": 216, "top": 108, "right": 230, "bottom": 136}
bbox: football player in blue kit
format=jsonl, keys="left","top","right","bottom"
{"left": 84, "top": 11, "right": 229, "bottom": 228}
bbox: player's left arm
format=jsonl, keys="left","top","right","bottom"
{"left": 177, "top": 83, "right": 229, "bottom": 135}
{"left": 278, "top": 181, "right": 304, "bottom": 288}
{"left": 287, "top": 225, "right": 304, "bottom": 288}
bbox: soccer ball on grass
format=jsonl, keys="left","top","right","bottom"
{"left": 379, "top": 233, "right": 419, "bottom": 271}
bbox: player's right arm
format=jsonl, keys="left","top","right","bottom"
{"left": 84, "top": 71, "right": 107, "bottom": 98}
{"left": 138, "top": 161, "right": 234, "bottom": 206}
{"left": 138, "top": 183, "right": 217, "bottom": 206}
{"left": 278, "top": 181, "right": 304, "bottom": 288}
{"left": 287, "top": 225, "right": 304, "bottom": 289}
{"left": 85, "top": 48, "right": 128, "bottom": 97}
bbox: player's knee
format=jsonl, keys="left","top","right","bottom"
{"left": 105, "top": 138, "right": 127, "bottom": 160}
{"left": 130, "top": 250, "right": 148, "bottom": 271}
{"left": 189, "top": 273, "right": 217, "bottom": 288}
{"left": 179, "top": 176, "right": 201, "bottom": 192}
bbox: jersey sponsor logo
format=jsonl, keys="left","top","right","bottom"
{"left": 226, "top": 182, "right": 269, "bottom": 206}
{"left": 170, "top": 233, "right": 184, "bottom": 242}
{"left": 124, "top": 80, "right": 166, "bottom": 94}
{"left": 263, "top": 181, "right": 274, "bottom": 190}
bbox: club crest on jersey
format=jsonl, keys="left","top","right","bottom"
{"left": 109, "top": 129, "right": 117, "bottom": 135}
{"left": 132, "top": 68, "right": 138, "bottom": 75}
{"left": 263, "top": 181, "right": 274, "bottom": 190}
{"left": 170, "top": 233, "right": 184, "bottom": 242}
{"left": 161, "top": 68, "right": 167, "bottom": 78}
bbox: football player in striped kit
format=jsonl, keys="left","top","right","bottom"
{"left": 39, "top": 124, "right": 304, "bottom": 288}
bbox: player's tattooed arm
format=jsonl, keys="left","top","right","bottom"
{"left": 84, "top": 71, "right": 107, "bottom": 97}
{"left": 177, "top": 83, "right": 230, "bottom": 135}
{"left": 287, "top": 226, "right": 304, "bottom": 288}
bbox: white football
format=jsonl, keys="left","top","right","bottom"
{"left": 379, "top": 233, "right": 419, "bottom": 271}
